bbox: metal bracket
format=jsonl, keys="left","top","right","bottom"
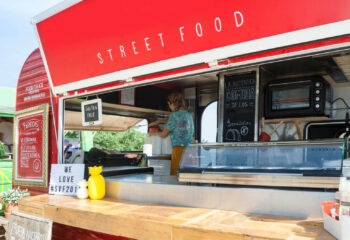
{"left": 208, "top": 60, "right": 219, "bottom": 68}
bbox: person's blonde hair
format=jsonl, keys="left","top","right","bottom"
{"left": 167, "top": 92, "right": 186, "bottom": 111}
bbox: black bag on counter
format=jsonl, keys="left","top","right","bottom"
{"left": 86, "top": 147, "right": 141, "bottom": 167}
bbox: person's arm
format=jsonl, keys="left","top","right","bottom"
{"left": 148, "top": 119, "right": 168, "bottom": 127}
{"left": 148, "top": 127, "right": 170, "bottom": 138}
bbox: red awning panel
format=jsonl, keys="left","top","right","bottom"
{"left": 16, "top": 49, "right": 51, "bottom": 111}
{"left": 34, "top": 0, "right": 350, "bottom": 94}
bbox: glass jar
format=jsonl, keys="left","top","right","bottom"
{"left": 340, "top": 201, "right": 350, "bottom": 217}
{"left": 334, "top": 199, "right": 340, "bottom": 220}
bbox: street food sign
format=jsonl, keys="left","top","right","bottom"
{"left": 13, "top": 104, "right": 49, "bottom": 187}
{"left": 33, "top": 0, "right": 350, "bottom": 94}
{"left": 6, "top": 212, "right": 52, "bottom": 240}
{"left": 81, "top": 99, "right": 102, "bottom": 126}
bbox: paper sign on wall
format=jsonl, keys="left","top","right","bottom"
{"left": 120, "top": 88, "right": 135, "bottom": 106}
{"left": 6, "top": 212, "right": 53, "bottom": 240}
{"left": 49, "top": 164, "right": 84, "bottom": 196}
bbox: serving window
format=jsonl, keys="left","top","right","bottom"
{"left": 59, "top": 48, "right": 350, "bottom": 186}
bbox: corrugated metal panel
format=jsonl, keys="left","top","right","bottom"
{"left": 16, "top": 49, "right": 51, "bottom": 111}
{"left": 14, "top": 49, "right": 59, "bottom": 194}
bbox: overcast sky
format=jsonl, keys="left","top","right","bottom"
{"left": 0, "top": 0, "right": 62, "bottom": 89}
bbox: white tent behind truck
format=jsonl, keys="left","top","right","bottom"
{"left": 0, "top": 86, "right": 15, "bottom": 117}
{"left": 0, "top": 86, "right": 15, "bottom": 155}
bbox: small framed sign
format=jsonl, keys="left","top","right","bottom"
{"left": 81, "top": 99, "right": 102, "bottom": 126}
{"left": 6, "top": 211, "right": 53, "bottom": 240}
{"left": 13, "top": 104, "right": 49, "bottom": 187}
{"left": 49, "top": 164, "right": 85, "bottom": 196}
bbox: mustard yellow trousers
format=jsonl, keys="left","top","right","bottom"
{"left": 171, "top": 146, "right": 185, "bottom": 176}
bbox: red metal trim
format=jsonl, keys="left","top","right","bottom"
{"left": 222, "top": 36, "right": 350, "bottom": 65}
{"left": 276, "top": 98, "right": 309, "bottom": 103}
{"left": 52, "top": 222, "right": 134, "bottom": 240}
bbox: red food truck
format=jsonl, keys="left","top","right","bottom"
{"left": 10, "top": 0, "right": 350, "bottom": 239}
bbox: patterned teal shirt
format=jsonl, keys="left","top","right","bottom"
{"left": 166, "top": 110, "right": 194, "bottom": 147}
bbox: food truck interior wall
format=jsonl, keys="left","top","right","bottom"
{"left": 65, "top": 48, "right": 349, "bottom": 136}
{"left": 259, "top": 50, "right": 350, "bottom": 140}
{"left": 59, "top": 48, "right": 350, "bottom": 180}
{"left": 63, "top": 75, "right": 219, "bottom": 142}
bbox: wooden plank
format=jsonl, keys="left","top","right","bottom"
{"left": 172, "top": 226, "right": 249, "bottom": 240}
{"left": 43, "top": 205, "right": 173, "bottom": 240}
{"left": 18, "top": 195, "right": 335, "bottom": 240}
{"left": 263, "top": 116, "right": 329, "bottom": 124}
{"left": 249, "top": 214, "right": 323, "bottom": 225}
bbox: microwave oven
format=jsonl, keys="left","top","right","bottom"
{"left": 264, "top": 76, "right": 332, "bottom": 119}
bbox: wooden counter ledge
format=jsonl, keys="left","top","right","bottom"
{"left": 18, "top": 194, "right": 334, "bottom": 240}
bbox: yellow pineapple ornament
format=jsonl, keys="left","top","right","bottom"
{"left": 88, "top": 166, "right": 105, "bottom": 200}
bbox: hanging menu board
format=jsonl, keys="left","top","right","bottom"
{"left": 82, "top": 99, "right": 102, "bottom": 126}
{"left": 14, "top": 104, "right": 49, "bottom": 186}
{"left": 223, "top": 72, "right": 257, "bottom": 142}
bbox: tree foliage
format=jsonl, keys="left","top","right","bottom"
{"left": 93, "top": 128, "right": 146, "bottom": 151}
{"left": 64, "top": 130, "right": 79, "bottom": 139}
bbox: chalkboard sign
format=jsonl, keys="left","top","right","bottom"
{"left": 223, "top": 72, "right": 257, "bottom": 142}
{"left": 81, "top": 99, "right": 102, "bottom": 126}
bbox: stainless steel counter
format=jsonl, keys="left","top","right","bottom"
{"left": 105, "top": 173, "right": 335, "bottom": 219}
{"left": 106, "top": 173, "right": 179, "bottom": 185}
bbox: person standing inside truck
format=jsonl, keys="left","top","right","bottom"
{"left": 148, "top": 92, "right": 194, "bottom": 175}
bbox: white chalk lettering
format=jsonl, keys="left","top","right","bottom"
{"left": 24, "top": 92, "right": 46, "bottom": 102}
{"left": 144, "top": 37, "right": 151, "bottom": 51}
{"left": 97, "top": 53, "right": 103, "bottom": 64}
{"left": 132, "top": 41, "right": 138, "bottom": 54}
{"left": 179, "top": 26, "right": 185, "bottom": 42}
{"left": 215, "top": 17, "right": 222, "bottom": 32}
{"left": 95, "top": 9, "right": 245, "bottom": 64}
{"left": 120, "top": 45, "right": 126, "bottom": 58}
{"left": 22, "top": 120, "right": 39, "bottom": 130}
{"left": 158, "top": 33, "right": 164, "bottom": 47}
{"left": 234, "top": 11, "right": 244, "bottom": 27}
{"left": 195, "top": 23, "right": 203, "bottom": 37}
{"left": 25, "top": 83, "right": 43, "bottom": 94}
{"left": 107, "top": 49, "right": 113, "bottom": 61}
